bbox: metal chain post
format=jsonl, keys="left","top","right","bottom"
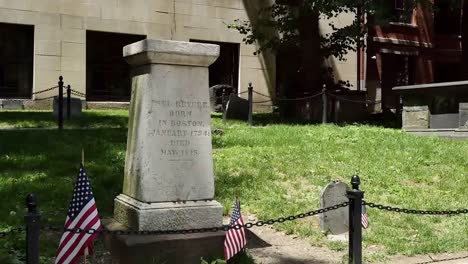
{"left": 347, "top": 175, "right": 364, "bottom": 264}
{"left": 248, "top": 82, "right": 253, "bottom": 126}
{"left": 25, "top": 193, "right": 40, "bottom": 264}
{"left": 322, "top": 84, "right": 327, "bottom": 124}
{"left": 67, "top": 85, "right": 71, "bottom": 119}
{"left": 58, "top": 76, "right": 64, "bottom": 130}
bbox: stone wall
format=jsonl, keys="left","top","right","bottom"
{"left": 0, "top": 0, "right": 275, "bottom": 111}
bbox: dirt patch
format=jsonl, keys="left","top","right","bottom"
{"left": 245, "top": 224, "right": 344, "bottom": 264}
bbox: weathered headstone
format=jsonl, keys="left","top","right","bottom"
{"left": 53, "top": 97, "right": 82, "bottom": 117}
{"left": 209, "top": 84, "right": 234, "bottom": 112}
{"left": 223, "top": 93, "right": 249, "bottom": 121}
{"left": 104, "top": 39, "right": 224, "bottom": 264}
{"left": 320, "top": 181, "right": 350, "bottom": 236}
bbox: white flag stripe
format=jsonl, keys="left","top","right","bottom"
{"left": 228, "top": 233, "right": 236, "bottom": 255}
{"left": 58, "top": 216, "right": 71, "bottom": 245}
{"left": 235, "top": 228, "right": 244, "bottom": 247}
{"left": 55, "top": 208, "right": 98, "bottom": 262}
{"left": 58, "top": 199, "right": 95, "bottom": 247}
{"left": 226, "top": 237, "right": 234, "bottom": 256}
{"left": 65, "top": 199, "right": 94, "bottom": 230}
{"left": 62, "top": 221, "right": 101, "bottom": 264}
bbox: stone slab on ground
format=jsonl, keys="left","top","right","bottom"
{"left": 405, "top": 129, "right": 468, "bottom": 139}
{"left": 86, "top": 101, "right": 130, "bottom": 110}
{"left": 0, "top": 99, "right": 24, "bottom": 110}
{"left": 381, "top": 252, "right": 468, "bottom": 264}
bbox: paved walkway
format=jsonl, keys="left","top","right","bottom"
{"left": 245, "top": 221, "right": 468, "bottom": 264}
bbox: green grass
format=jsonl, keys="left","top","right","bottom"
{"left": 0, "top": 110, "right": 467, "bottom": 263}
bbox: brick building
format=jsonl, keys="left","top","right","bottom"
{"left": 365, "top": 0, "right": 464, "bottom": 114}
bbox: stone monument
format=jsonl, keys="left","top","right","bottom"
{"left": 319, "top": 181, "right": 350, "bottom": 239}
{"left": 104, "top": 39, "right": 224, "bottom": 263}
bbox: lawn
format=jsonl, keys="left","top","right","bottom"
{"left": 0, "top": 110, "right": 467, "bottom": 263}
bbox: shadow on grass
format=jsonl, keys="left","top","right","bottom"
{"left": 0, "top": 128, "right": 127, "bottom": 223}
{"left": 212, "top": 112, "right": 401, "bottom": 129}
{"left": 0, "top": 127, "right": 128, "bottom": 261}
{"left": 0, "top": 110, "right": 129, "bottom": 129}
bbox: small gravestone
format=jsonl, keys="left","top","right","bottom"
{"left": 320, "top": 181, "right": 350, "bottom": 236}
{"left": 53, "top": 97, "right": 82, "bottom": 117}
{"left": 224, "top": 93, "right": 249, "bottom": 121}
{"left": 209, "top": 84, "right": 233, "bottom": 112}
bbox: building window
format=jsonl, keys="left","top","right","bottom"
{"left": 0, "top": 23, "right": 34, "bottom": 98}
{"left": 190, "top": 40, "right": 240, "bottom": 92}
{"left": 86, "top": 31, "right": 146, "bottom": 102}
{"left": 392, "top": 0, "right": 414, "bottom": 24}
{"left": 434, "top": 62, "right": 462, "bottom": 82}
{"left": 434, "top": 0, "right": 461, "bottom": 35}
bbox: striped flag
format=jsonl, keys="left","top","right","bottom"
{"left": 361, "top": 204, "right": 369, "bottom": 229}
{"left": 224, "top": 199, "right": 247, "bottom": 261}
{"left": 55, "top": 164, "right": 102, "bottom": 264}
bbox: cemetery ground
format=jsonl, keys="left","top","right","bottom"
{"left": 0, "top": 110, "right": 467, "bottom": 263}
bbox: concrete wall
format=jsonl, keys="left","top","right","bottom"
{"left": 0, "top": 0, "right": 275, "bottom": 109}
{"left": 320, "top": 12, "right": 358, "bottom": 89}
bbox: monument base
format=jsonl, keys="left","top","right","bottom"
{"left": 114, "top": 194, "right": 224, "bottom": 231}
{"left": 103, "top": 219, "right": 225, "bottom": 264}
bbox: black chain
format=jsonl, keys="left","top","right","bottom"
{"left": 70, "top": 89, "right": 86, "bottom": 98}
{"left": 32, "top": 86, "right": 59, "bottom": 95}
{"left": 49, "top": 202, "right": 350, "bottom": 236}
{"left": 364, "top": 201, "right": 468, "bottom": 215}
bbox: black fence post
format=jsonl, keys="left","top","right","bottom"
{"left": 67, "top": 85, "right": 71, "bottom": 119}
{"left": 248, "top": 82, "right": 253, "bottom": 126}
{"left": 58, "top": 76, "right": 64, "bottom": 129}
{"left": 347, "top": 175, "right": 364, "bottom": 264}
{"left": 322, "top": 84, "right": 327, "bottom": 124}
{"left": 25, "top": 193, "right": 40, "bottom": 264}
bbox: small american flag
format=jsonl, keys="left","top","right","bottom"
{"left": 224, "top": 199, "right": 247, "bottom": 261}
{"left": 361, "top": 204, "right": 369, "bottom": 229}
{"left": 55, "top": 164, "right": 102, "bottom": 264}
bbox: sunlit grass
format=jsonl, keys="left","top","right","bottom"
{"left": 0, "top": 110, "right": 467, "bottom": 263}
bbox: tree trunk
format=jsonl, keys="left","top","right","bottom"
{"left": 299, "top": 9, "right": 322, "bottom": 94}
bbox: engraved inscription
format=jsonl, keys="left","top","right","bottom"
{"left": 151, "top": 98, "right": 211, "bottom": 161}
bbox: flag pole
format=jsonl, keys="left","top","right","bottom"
{"left": 84, "top": 247, "right": 88, "bottom": 264}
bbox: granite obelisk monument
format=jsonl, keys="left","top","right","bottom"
{"left": 105, "top": 39, "right": 224, "bottom": 263}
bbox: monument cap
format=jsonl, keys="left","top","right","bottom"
{"left": 123, "top": 39, "right": 220, "bottom": 67}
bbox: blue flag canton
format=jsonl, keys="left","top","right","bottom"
{"left": 229, "top": 200, "right": 242, "bottom": 226}
{"left": 67, "top": 166, "right": 94, "bottom": 219}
